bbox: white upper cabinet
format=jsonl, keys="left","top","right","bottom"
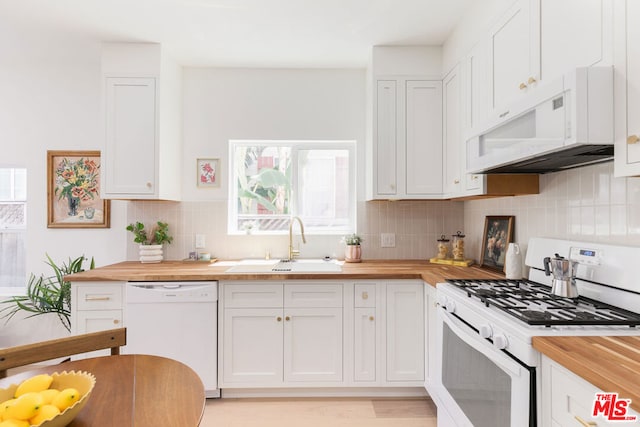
{"left": 101, "top": 43, "right": 182, "bottom": 200}
{"left": 368, "top": 46, "right": 443, "bottom": 200}
{"left": 442, "top": 65, "right": 462, "bottom": 196}
{"left": 487, "top": 0, "right": 540, "bottom": 119}
{"left": 539, "top": 0, "right": 611, "bottom": 82}
{"left": 614, "top": 0, "right": 640, "bottom": 176}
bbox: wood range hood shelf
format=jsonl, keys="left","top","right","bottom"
{"left": 453, "top": 174, "right": 540, "bottom": 201}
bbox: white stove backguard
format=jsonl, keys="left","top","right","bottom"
{"left": 525, "top": 238, "right": 640, "bottom": 313}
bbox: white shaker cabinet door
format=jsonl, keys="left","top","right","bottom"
{"left": 386, "top": 283, "right": 425, "bottom": 382}
{"left": 405, "top": 80, "right": 443, "bottom": 196}
{"left": 374, "top": 80, "right": 398, "bottom": 196}
{"left": 354, "top": 307, "right": 376, "bottom": 382}
{"left": 284, "top": 307, "right": 343, "bottom": 383}
{"left": 103, "top": 77, "right": 157, "bottom": 197}
{"left": 222, "top": 308, "right": 284, "bottom": 385}
{"left": 487, "top": 0, "right": 539, "bottom": 118}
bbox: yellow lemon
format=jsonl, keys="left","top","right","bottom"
{"left": 0, "top": 399, "right": 16, "bottom": 421}
{"left": 38, "top": 389, "right": 60, "bottom": 405}
{"left": 0, "top": 419, "right": 30, "bottom": 427}
{"left": 51, "top": 388, "right": 80, "bottom": 411}
{"left": 4, "top": 392, "right": 43, "bottom": 421}
{"left": 29, "top": 404, "right": 60, "bottom": 426}
{"left": 14, "top": 375, "right": 53, "bottom": 398}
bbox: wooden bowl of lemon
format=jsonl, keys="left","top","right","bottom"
{"left": 0, "top": 371, "right": 95, "bottom": 427}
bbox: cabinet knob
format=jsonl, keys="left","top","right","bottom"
{"left": 519, "top": 82, "right": 527, "bottom": 90}
{"left": 113, "top": 319, "right": 120, "bottom": 325}
{"left": 276, "top": 316, "right": 282, "bottom": 322}
{"left": 362, "top": 292, "right": 368, "bottom": 300}
{"left": 628, "top": 135, "right": 640, "bottom": 145}
{"left": 454, "top": 179, "right": 460, "bottom": 184}
{"left": 369, "top": 316, "right": 375, "bottom": 321}
{"left": 285, "top": 316, "right": 291, "bottom": 321}
{"left": 146, "top": 182, "right": 152, "bottom": 188}
{"left": 527, "top": 76, "right": 537, "bottom": 85}
{"left": 472, "top": 175, "right": 479, "bottom": 180}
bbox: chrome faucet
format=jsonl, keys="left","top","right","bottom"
{"left": 288, "top": 216, "right": 306, "bottom": 260}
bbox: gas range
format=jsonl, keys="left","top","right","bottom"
{"left": 444, "top": 278, "right": 640, "bottom": 327}
{"left": 436, "top": 237, "right": 640, "bottom": 366}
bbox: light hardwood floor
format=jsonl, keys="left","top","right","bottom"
{"left": 200, "top": 397, "right": 437, "bottom": 427}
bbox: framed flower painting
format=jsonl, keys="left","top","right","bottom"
{"left": 47, "top": 150, "right": 110, "bottom": 228}
{"left": 197, "top": 158, "right": 220, "bottom": 188}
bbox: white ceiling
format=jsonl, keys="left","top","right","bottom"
{"left": 0, "top": 0, "right": 472, "bottom": 68}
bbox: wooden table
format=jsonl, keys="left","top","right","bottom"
{"left": 0, "top": 354, "right": 205, "bottom": 426}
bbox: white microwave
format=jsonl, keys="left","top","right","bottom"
{"left": 466, "top": 66, "right": 613, "bottom": 174}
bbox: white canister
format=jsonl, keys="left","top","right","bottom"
{"left": 505, "top": 243, "right": 523, "bottom": 279}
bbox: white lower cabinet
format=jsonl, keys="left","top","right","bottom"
{"left": 222, "top": 308, "right": 283, "bottom": 384}
{"left": 70, "top": 281, "right": 125, "bottom": 358}
{"left": 386, "top": 282, "right": 425, "bottom": 382}
{"left": 219, "top": 280, "right": 426, "bottom": 392}
{"left": 541, "top": 356, "right": 639, "bottom": 427}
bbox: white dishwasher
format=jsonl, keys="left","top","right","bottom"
{"left": 124, "top": 281, "right": 219, "bottom": 397}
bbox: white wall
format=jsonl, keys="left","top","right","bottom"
{"left": 0, "top": 22, "right": 127, "bottom": 342}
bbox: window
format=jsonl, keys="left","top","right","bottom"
{"left": 229, "top": 140, "right": 356, "bottom": 234}
{"left": 0, "top": 168, "right": 26, "bottom": 287}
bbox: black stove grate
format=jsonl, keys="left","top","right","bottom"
{"left": 445, "top": 278, "right": 640, "bottom": 327}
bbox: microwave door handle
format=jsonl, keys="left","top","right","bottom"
{"left": 440, "top": 310, "right": 523, "bottom": 376}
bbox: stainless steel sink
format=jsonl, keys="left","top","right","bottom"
{"left": 225, "top": 258, "right": 342, "bottom": 273}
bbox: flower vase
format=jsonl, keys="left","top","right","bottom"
{"left": 67, "top": 196, "right": 80, "bottom": 216}
{"left": 139, "top": 244, "right": 163, "bottom": 263}
{"left": 345, "top": 244, "right": 362, "bottom": 263}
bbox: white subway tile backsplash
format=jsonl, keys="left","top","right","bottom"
{"left": 465, "top": 162, "right": 640, "bottom": 262}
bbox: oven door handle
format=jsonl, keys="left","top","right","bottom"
{"left": 440, "top": 309, "right": 524, "bottom": 376}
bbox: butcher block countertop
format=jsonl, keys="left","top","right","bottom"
{"left": 65, "top": 259, "right": 505, "bottom": 285}
{"left": 533, "top": 336, "right": 640, "bottom": 412}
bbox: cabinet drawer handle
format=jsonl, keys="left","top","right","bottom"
{"left": 574, "top": 415, "right": 597, "bottom": 426}
{"left": 628, "top": 135, "right": 639, "bottom": 145}
{"left": 472, "top": 175, "right": 479, "bottom": 180}
{"left": 85, "top": 296, "right": 111, "bottom": 301}
{"left": 499, "top": 111, "right": 510, "bottom": 119}
{"left": 519, "top": 82, "right": 527, "bottom": 90}
{"left": 527, "top": 76, "right": 537, "bottom": 84}
{"left": 362, "top": 292, "right": 368, "bottom": 300}
{"left": 276, "top": 316, "right": 282, "bottom": 322}
{"left": 369, "top": 316, "right": 375, "bottom": 321}
{"left": 285, "top": 316, "right": 290, "bottom": 321}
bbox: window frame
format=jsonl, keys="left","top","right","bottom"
{"left": 228, "top": 140, "right": 357, "bottom": 236}
{"left": 0, "top": 167, "right": 27, "bottom": 292}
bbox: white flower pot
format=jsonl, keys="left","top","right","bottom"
{"left": 139, "top": 244, "right": 163, "bottom": 263}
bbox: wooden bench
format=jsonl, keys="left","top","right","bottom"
{"left": 0, "top": 328, "right": 127, "bottom": 378}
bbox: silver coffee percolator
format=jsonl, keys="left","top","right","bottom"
{"left": 543, "top": 253, "right": 579, "bottom": 298}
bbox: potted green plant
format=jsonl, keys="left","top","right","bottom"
{"left": 1, "top": 254, "right": 94, "bottom": 332}
{"left": 342, "top": 233, "right": 363, "bottom": 263}
{"left": 126, "top": 221, "right": 173, "bottom": 263}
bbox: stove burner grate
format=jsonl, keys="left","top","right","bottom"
{"left": 446, "top": 278, "right": 640, "bottom": 327}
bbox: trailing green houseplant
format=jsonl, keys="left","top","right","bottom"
{"left": 1, "top": 254, "right": 94, "bottom": 332}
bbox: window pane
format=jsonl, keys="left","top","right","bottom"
{"left": 298, "top": 149, "right": 350, "bottom": 229}
{"left": 0, "top": 168, "right": 26, "bottom": 287}
{"left": 235, "top": 145, "right": 292, "bottom": 232}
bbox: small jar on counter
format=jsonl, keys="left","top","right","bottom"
{"left": 451, "top": 231, "right": 466, "bottom": 261}
{"left": 436, "top": 234, "right": 450, "bottom": 259}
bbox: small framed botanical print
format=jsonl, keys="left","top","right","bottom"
{"left": 480, "top": 215, "right": 515, "bottom": 271}
{"left": 197, "top": 158, "right": 220, "bottom": 188}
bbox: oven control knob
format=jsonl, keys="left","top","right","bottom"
{"left": 445, "top": 300, "right": 456, "bottom": 313}
{"left": 493, "top": 334, "right": 508, "bottom": 350}
{"left": 479, "top": 324, "right": 493, "bottom": 339}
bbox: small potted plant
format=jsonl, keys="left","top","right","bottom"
{"left": 126, "top": 221, "right": 173, "bottom": 263}
{"left": 342, "top": 233, "right": 363, "bottom": 263}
